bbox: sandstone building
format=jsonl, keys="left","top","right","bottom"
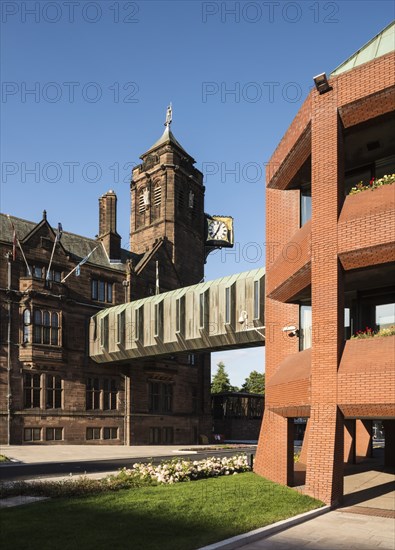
{"left": 0, "top": 116, "right": 221, "bottom": 445}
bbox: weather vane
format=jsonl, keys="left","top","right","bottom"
{"left": 165, "top": 102, "right": 172, "bottom": 127}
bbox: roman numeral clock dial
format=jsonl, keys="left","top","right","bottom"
{"left": 205, "top": 215, "right": 234, "bottom": 248}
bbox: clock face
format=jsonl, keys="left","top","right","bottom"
{"left": 208, "top": 219, "right": 228, "bottom": 241}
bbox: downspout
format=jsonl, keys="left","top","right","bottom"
{"left": 6, "top": 252, "right": 12, "bottom": 445}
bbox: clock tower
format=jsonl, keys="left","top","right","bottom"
{"left": 130, "top": 107, "right": 205, "bottom": 291}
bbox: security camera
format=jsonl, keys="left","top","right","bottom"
{"left": 238, "top": 311, "right": 248, "bottom": 324}
{"left": 282, "top": 325, "right": 300, "bottom": 338}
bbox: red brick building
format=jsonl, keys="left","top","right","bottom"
{"left": 254, "top": 23, "right": 395, "bottom": 505}
{"left": 0, "top": 116, "right": 213, "bottom": 445}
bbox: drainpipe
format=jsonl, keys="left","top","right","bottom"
{"left": 6, "top": 252, "right": 12, "bottom": 445}
{"left": 123, "top": 373, "right": 130, "bottom": 445}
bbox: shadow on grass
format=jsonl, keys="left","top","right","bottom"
{"left": 0, "top": 473, "right": 322, "bottom": 550}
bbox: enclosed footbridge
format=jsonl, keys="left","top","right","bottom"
{"left": 90, "top": 268, "right": 265, "bottom": 364}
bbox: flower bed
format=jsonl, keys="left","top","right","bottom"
{"left": 115, "top": 454, "right": 251, "bottom": 485}
{"left": 351, "top": 326, "right": 395, "bottom": 339}
{"left": 349, "top": 174, "right": 395, "bottom": 195}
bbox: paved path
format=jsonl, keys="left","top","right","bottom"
{"left": 235, "top": 510, "right": 395, "bottom": 550}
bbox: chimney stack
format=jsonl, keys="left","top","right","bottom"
{"left": 98, "top": 190, "right": 121, "bottom": 260}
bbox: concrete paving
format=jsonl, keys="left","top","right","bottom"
{"left": 0, "top": 444, "right": 211, "bottom": 464}
{"left": 221, "top": 510, "right": 395, "bottom": 550}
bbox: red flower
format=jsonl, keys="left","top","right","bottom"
{"left": 369, "top": 178, "right": 375, "bottom": 186}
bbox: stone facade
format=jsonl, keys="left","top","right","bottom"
{"left": 0, "top": 122, "right": 212, "bottom": 445}
{"left": 254, "top": 33, "right": 395, "bottom": 505}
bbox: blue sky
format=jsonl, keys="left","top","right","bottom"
{"left": 1, "top": 1, "right": 393, "bottom": 386}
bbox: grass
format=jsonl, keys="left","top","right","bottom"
{"left": 0, "top": 473, "right": 322, "bottom": 550}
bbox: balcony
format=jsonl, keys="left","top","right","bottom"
{"left": 266, "top": 220, "right": 311, "bottom": 303}
{"left": 338, "top": 184, "right": 395, "bottom": 271}
{"left": 338, "top": 335, "right": 395, "bottom": 418}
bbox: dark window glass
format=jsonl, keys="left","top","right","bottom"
{"left": 46, "top": 427, "right": 63, "bottom": 441}
{"left": 91, "top": 280, "right": 98, "bottom": 300}
{"left": 98, "top": 281, "right": 106, "bottom": 302}
{"left": 86, "top": 428, "right": 101, "bottom": 440}
{"left": 24, "top": 373, "right": 41, "bottom": 408}
{"left": 254, "top": 280, "right": 260, "bottom": 320}
{"left": 46, "top": 375, "right": 62, "bottom": 409}
{"left": 225, "top": 287, "right": 231, "bottom": 324}
{"left": 117, "top": 311, "right": 125, "bottom": 346}
{"left": 103, "top": 427, "right": 118, "bottom": 440}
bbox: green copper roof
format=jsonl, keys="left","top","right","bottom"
{"left": 144, "top": 125, "right": 193, "bottom": 160}
{"left": 331, "top": 21, "right": 395, "bottom": 76}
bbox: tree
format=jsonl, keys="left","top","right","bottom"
{"left": 211, "top": 362, "right": 238, "bottom": 393}
{"left": 241, "top": 371, "right": 265, "bottom": 394}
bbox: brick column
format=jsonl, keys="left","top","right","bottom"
{"left": 305, "top": 85, "right": 345, "bottom": 506}
{"left": 344, "top": 420, "right": 355, "bottom": 464}
{"left": 355, "top": 419, "right": 372, "bottom": 460}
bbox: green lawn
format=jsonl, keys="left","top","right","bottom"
{"left": 0, "top": 473, "right": 322, "bottom": 550}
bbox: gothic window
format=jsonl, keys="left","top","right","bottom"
{"left": 46, "top": 374, "right": 62, "bottom": 409}
{"left": 24, "top": 373, "right": 42, "bottom": 408}
{"left": 33, "top": 310, "right": 60, "bottom": 346}
{"left": 86, "top": 378, "right": 118, "bottom": 411}
{"left": 23, "top": 308, "right": 31, "bottom": 343}
{"left": 148, "top": 382, "right": 173, "bottom": 413}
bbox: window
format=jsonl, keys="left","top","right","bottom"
{"left": 46, "top": 427, "right": 63, "bottom": 441}
{"left": 100, "top": 315, "right": 109, "bottom": 349}
{"left": 199, "top": 292, "right": 207, "bottom": 329}
{"left": 376, "top": 303, "right": 395, "bottom": 330}
{"left": 47, "top": 269, "right": 62, "bottom": 282}
{"left": 154, "top": 302, "right": 163, "bottom": 338}
{"left": 86, "top": 428, "right": 101, "bottom": 440}
{"left": 103, "top": 427, "right": 118, "bottom": 440}
{"left": 149, "top": 427, "right": 161, "bottom": 444}
{"left": 300, "top": 305, "right": 312, "bottom": 351}
{"left": 134, "top": 307, "right": 142, "bottom": 341}
{"left": 24, "top": 428, "right": 41, "bottom": 442}
{"left": 175, "top": 297, "right": 185, "bottom": 334}
{"left": 86, "top": 378, "right": 101, "bottom": 410}
{"left": 23, "top": 308, "right": 31, "bottom": 343}
{"left": 300, "top": 191, "right": 312, "bottom": 226}
{"left": 86, "top": 378, "right": 118, "bottom": 411}
{"left": 33, "top": 310, "right": 60, "bottom": 345}
{"left": 103, "top": 379, "right": 117, "bottom": 410}
{"left": 46, "top": 375, "right": 62, "bottom": 409}
{"left": 225, "top": 287, "right": 231, "bottom": 324}
{"left": 253, "top": 280, "right": 260, "bottom": 320}
{"left": 24, "top": 373, "right": 41, "bottom": 408}
{"left": 33, "top": 266, "right": 43, "bottom": 279}
{"left": 117, "top": 310, "right": 126, "bottom": 346}
{"left": 187, "top": 353, "right": 196, "bottom": 366}
{"left": 91, "top": 280, "right": 113, "bottom": 303}
{"left": 162, "top": 427, "right": 174, "bottom": 444}
{"left": 149, "top": 382, "right": 173, "bottom": 413}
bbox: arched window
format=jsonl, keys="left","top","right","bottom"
{"left": 23, "top": 308, "right": 31, "bottom": 344}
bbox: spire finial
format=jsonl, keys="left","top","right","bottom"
{"left": 164, "top": 103, "right": 172, "bottom": 128}
{"left": 43, "top": 209, "right": 47, "bottom": 221}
